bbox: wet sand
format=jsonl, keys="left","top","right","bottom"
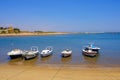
{"left": 0, "top": 64, "right": 120, "bottom": 80}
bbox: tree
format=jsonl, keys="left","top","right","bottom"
{"left": 1, "top": 31, "right": 6, "bottom": 34}
{"left": 14, "top": 28, "right": 20, "bottom": 33}
{"left": 0, "top": 27, "right": 4, "bottom": 30}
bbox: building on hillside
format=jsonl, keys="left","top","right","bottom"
{"left": 7, "top": 26, "right": 14, "bottom": 33}
{"left": 0, "top": 26, "right": 15, "bottom": 34}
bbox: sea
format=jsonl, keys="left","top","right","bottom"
{"left": 0, "top": 33, "right": 120, "bottom": 67}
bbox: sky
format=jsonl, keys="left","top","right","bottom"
{"left": 0, "top": 0, "right": 120, "bottom": 32}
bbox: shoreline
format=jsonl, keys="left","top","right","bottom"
{"left": 0, "top": 64, "right": 120, "bottom": 80}
{"left": 0, "top": 32, "right": 69, "bottom": 37}
{"left": 0, "top": 32, "right": 119, "bottom": 37}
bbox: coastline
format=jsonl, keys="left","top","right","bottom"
{"left": 0, "top": 32, "right": 69, "bottom": 37}
{"left": 0, "top": 64, "right": 120, "bottom": 80}
{"left": 0, "top": 32, "right": 119, "bottom": 37}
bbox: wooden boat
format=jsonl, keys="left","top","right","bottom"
{"left": 61, "top": 49, "right": 72, "bottom": 57}
{"left": 40, "top": 46, "right": 53, "bottom": 57}
{"left": 8, "top": 49, "right": 23, "bottom": 59}
{"left": 22, "top": 46, "right": 39, "bottom": 60}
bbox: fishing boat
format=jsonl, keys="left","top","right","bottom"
{"left": 22, "top": 46, "right": 39, "bottom": 60}
{"left": 40, "top": 46, "right": 53, "bottom": 57}
{"left": 8, "top": 49, "right": 23, "bottom": 59}
{"left": 61, "top": 49, "right": 72, "bottom": 57}
{"left": 82, "top": 48, "right": 97, "bottom": 57}
{"left": 85, "top": 43, "right": 100, "bottom": 52}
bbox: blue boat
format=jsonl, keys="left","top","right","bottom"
{"left": 85, "top": 43, "right": 100, "bottom": 52}
{"left": 82, "top": 43, "right": 100, "bottom": 57}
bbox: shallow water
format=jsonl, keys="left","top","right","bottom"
{"left": 0, "top": 33, "right": 120, "bottom": 67}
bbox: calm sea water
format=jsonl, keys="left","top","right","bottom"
{"left": 0, "top": 33, "right": 120, "bottom": 67}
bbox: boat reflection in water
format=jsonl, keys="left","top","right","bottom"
{"left": 8, "top": 56, "right": 39, "bottom": 66}
{"left": 61, "top": 56, "right": 72, "bottom": 64}
{"left": 40, "top": 56, "right": 52, "bottom": 63}
{"left": 8, "top": 57, "right": 23, "bottom": 65}
{"left": 82, "top": 54, "right": 100, "bottom": 67}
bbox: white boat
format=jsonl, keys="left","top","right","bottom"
{"left": 82, "top": 48, "right": 97, "bottom": 57}
{"left": 22, "top": 46, "right": 39, "bottom": 60}
{"left": 85, "top": 43, "right": 100, "bottom": 52}
{"left": 40, "top": 46, "right": 53, "bottom": 57}
{"left": 61, "top": 49, "right": 72, "bottom": 57}
{"left": 8, "top": 49, "right": 23, "bottom": 59}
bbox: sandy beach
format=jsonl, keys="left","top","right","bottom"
{"left": 0, "top": 32, "right": 69, "bottom": 37}
{"left": 0, "top": 64, "right": 120, "bottom": 80}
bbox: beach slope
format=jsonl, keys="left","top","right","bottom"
{"left": 0, "top": 64, "right": 120, "bottom": 80}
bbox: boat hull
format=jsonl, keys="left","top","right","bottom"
{"left": 82, "top": 50, "right": 97, "bottom": 57}
{"left": 23, "top": 55, "right": 37, "bottom": 60}
{"left": 61, "top": 54, "right": 71, "bottom": 57}
{"left": 22, "top": 52, "right": 39, "bottom": 60}
{"left": 9, "top": 54, "right": 22, "bottom": 59}
{"left": 40, "top": 52, "right": 52, "bottom": 57}
{"left": 92, "top": 49, "right": 99, "bottom": 53}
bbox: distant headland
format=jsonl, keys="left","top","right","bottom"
{"left": 0, "top": 26, "right": 69, "bottom": 37}
{"left": 0, "top": 26, "right": 120, "bottom": 37}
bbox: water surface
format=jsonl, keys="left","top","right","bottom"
{"left": 0, "top": 33, "right": 120, "bottom": 67}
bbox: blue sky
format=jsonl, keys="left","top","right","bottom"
{"left": 0, "top": 0, "right": 120, "bottom": 32}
